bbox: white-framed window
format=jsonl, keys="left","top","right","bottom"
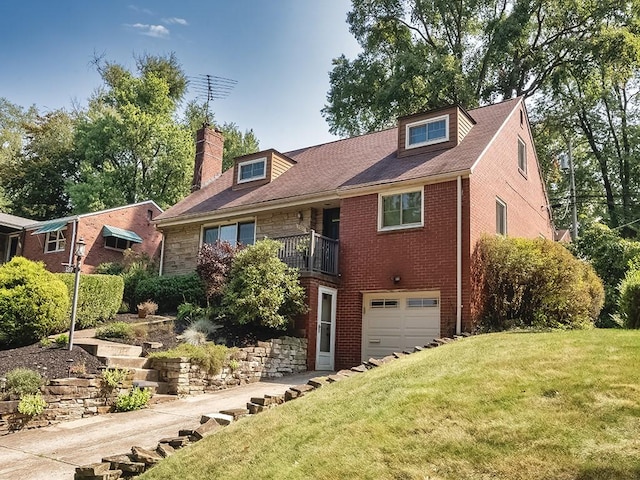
{"left": 45, "top": 229, "right": 66, "bottom": 253}
{"left": 203, "top": 221, "right": 256, "bottom": 246}
{"left": 378, "top": 189, "right": 424, "bottom": 231}
{"left": 405, "top": 114, "right": 449, "bottom": 149}
{"left": 496, "top": 198, "right": 507, "bottom": 235}
{"left": 370, "top": 299, "right": 399, "bottom": 309}
{"left": 407, "top": 298, "right": 439, "bottom": 308}
{"left": 237, "top": 157, "right": 266, "bottom": 183}
{"left": 105, "top": 236, "right": 133, "bottom": 251}
{"left": 518, "top": 137, "right": 527, "bottom": 175}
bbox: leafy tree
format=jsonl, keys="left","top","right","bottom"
{"left": 71, "top": 54, "right": 194, "bottom": 211}
{"left": 222, "top": 239, "right": 307, "bottom": 329}
{"left": 2, "top": 110, "right": 78, "bottom": 219}
{"left": 196, "top": 241, "right": 240, "bottom": 302}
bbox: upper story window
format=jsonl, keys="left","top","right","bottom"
{"left": 203, "top": 221, "right": 255, "bottom": 246}
{"left": 405, "top": 115, "right": 449, "bottom": 149}
{"left": 45, "top": 229, "right": 66, "bottom": 253}
{"left": 379, "top": 189, "right": 423, "bottom": 231}
{"left": 237, "top": 158, "right": 266, "bottom": 183}
{"left": 518, "top": 137, "right": 527, "bottom": 175}
{"left": 496, "top": 198, "right": 507, "bottom": 235}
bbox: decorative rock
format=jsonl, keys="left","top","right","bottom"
{"left": 200, "top": 412, "right": 234, "bottom": 426}
{"left": 265, "top": 394, "right": 284, "bottom": 404}
{"left": 74, "top": 470, "right": 122, "bottom": 480}
{"left": 350, "top": 364, "right": 368, "bottom": 373}
{"left": 326, "top": 374, "right": 347, "bottom": 383}
{"left": 131, "top": 446, "right": 163, "bottom": 465}
{"left": 392, "top": 352, "right": 407, "bottom": 358}
{"left": 367, "top": 358, "right": 383, "bottom": 367}
{"left": 143, "top": 341, "right": 163, "bottom": 349}
{"left": 284, "top": 389, "right": 299, "bottom": 401}
{"left": 75, "top": 463, "right": 112, "bottom": 476}
{"left": 307, "top": 377, "right": 329, "bottom": 388}
{"left": 219, "top": 408, "right": 249, "bottom": 420}
{"left": 413, "top": 346, "right": 424, "bottom": 352}
{"left": 178, "top": 428, "right": 194, "bottom": 437}
{"left": 193, "top": 418, "right": 221, "bottom": 440}
{"left": 101, "top": 455, "right": 145, "bottom": 474}
{"left": 291, "top": 384, "right": 314, "bottom": 394}
{"left": 247, "top": 403, "right": 266, "bottom": 415}
{"left": 336, "top": 369, "right": 356, "bottom": 377}
{"left": 156, "top": 443, "right": 176, "bottom": 458}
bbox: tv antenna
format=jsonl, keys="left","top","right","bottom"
{"left": 189, "top": 74, "right": 238, "bottom": 122}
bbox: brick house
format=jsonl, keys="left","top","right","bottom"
{"left": 155, "top": 98, "right": 554, "bottom": 370}
{"left": 0, "top": 212, "right": 33, "bottom": 265}
{"left": 17, "top": 201, "right": 163, "bottom": 273}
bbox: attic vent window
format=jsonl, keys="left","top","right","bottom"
{"left": 238, "top": 157, "right": 266, "bottom": 183}
{"left": 406, "top": 115, "right": 449, "bottom": 149}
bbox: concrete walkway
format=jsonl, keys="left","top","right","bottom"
{"left": 0, "top": 372, "right": 320, "bottom": 480}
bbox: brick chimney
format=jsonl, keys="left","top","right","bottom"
{"left": 192, "top": 124, "right": 224, "bottom": 191}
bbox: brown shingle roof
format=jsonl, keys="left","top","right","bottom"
{"left": 157, "top": 98, "right": 521, "bottom": 223}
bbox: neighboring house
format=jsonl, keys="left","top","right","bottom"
{"left": 0, "top": 212, "right": 33, "bottom": 265}
{"left": 19, "top": 201, "right": 163, "bottom": 273}
{"left": 155, "top": 98, "right": 554, "bottom": 371}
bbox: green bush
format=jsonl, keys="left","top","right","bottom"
{"left": 222, "top": 239, "right": 308, "bottom": 329}
{"left": 571, "top": 223, "right": 640, "bottom": 326}
{"left": 57, "top": 273, "right": 124, "bottom": 329}
{"left": 149, "top": 343, "right": 233, "bottom": 376}
{"left": 0, "top": 257, "right": 70, "bottom": 347}
{"left": 619, "top": 269, "right": 640, "bottom": 328}
{"left": 101, "top": 368, "right": 130, "bottom": 390}
{"left": 18, "top": 393, "right": 47, "bottom": 416}
{"left": 5, "top": 368, "right": 43, "bottom": 397}
{"left": 114, "top": 387, "right": 151, "bottom": 412}
{"left": 95, "top": 321, "right": 135, "bottom": 341}
{"left": 471, "top": 236, "right": 604, "bottom": 331}
{"left": 54, "top": 334, "right": 68, "bottom": 348}
{"left": 135, "top": 273, "right": 206, "bottom": 313}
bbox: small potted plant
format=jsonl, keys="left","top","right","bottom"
{"left": 137, "top": 300, "right": 158, "bottom": 318}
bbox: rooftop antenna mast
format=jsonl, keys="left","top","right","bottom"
{"left": 189, "top": 74, "right": 238, "bottom": 124}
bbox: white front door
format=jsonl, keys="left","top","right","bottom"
{"left": 316, "top": 286, "right": 337, "bottom": 370}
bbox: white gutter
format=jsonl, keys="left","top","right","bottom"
{"left": 456, "top": 175, "right": 462, "bottom": 335}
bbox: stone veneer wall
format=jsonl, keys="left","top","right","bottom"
{"left": 151, "top": 337, "right": 307, "bottom": 396}
{"left": 0, "top": 373, "right": 133, "bottom": 435}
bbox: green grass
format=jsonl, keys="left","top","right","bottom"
{"left": 140, "top": 330, "right": 640, "bottom": 480}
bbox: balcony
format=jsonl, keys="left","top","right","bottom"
{"left": 274, "top": 230, "right": 339, "bottom": 276}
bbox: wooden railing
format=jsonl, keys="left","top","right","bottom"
{"left": 274, "top": 230, "right": 339, "bottom": 276}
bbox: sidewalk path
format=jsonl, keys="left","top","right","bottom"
{"left": 0, "top": 372, "right": 319, "bottom": 480}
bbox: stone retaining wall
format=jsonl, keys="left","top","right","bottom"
{"left": 0, "top": 373, "right": 133, "bottom": 435}
{"left": 151, "top": 337, "right": 307, "bottom": 396}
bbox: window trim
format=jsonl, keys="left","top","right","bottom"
{"left": 378, "top": 188, "right": 424, "bottom": 232}
{"left": 45, "top": 229, "right": 66, "bottom": 253}
{"left": 237, "top": 157, "right": 267, "bottom": 184}
{"left": 496, "top": 197, "right": 507, "bottom": 236}
{"left": 405, "top": 114, "right": 450, "bottom": 150}
{"left": 518, "top": 137, "right": 527, "bottom": 176}
{"left": 201, "top": 218, "right": 256, "bottom": 247}
{"left": 104, "top": 236, "right": 133, "bottom": 252}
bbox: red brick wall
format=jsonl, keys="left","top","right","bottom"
{"left": 469, "top": 104, "right": 554, "bottom": 243}
{"left": 22, "top": 203, "right": 163, "bottom": 273}
{"left": 337, "top": 181, "right": 471, "bottom": 369}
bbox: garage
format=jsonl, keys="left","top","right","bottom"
{"left": 362, "top": 291, "right": 441, "bottom": 361}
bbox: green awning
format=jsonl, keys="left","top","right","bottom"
{"left": 102, "top": 225, "right": 143, "bottom": 244}
{"left": 31, "top": 221, "right": 68, "bottom": 235}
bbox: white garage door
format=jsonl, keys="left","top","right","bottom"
{"left": 362, "top": 291, "right": 440, "bottom": 361}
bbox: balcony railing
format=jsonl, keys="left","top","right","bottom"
{"left": 274, "top": 230, "right": 339, "bottom": 276}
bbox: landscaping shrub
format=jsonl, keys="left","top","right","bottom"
{"left": 101, "top": 368, "right": 129, "bottom": 390}
{"left": 196, "top": 241, "right": 239, "bottom": 302}
{"left": 471, "top": 236, "right": 604, "bottom": 331}
{"left": 149, "top": 343, "right": 233, "bottom": 376}
{"left": 57, "top": 273, "right": 124, "bottom": 328}
{"left": 114, "top": 387, "right": 151, "bottom": 412}
{"left": 182, "top": 318, "right": 218, "bottom": 345}
{"left": 134, "top": 273, "right": 206, "bottom": 313}
{"left": 18, "top": 393, "right": 47, "bottom": 416}
{"left": 222, "top": 239, "right": 308, "bottom": 329}
{"left": 0, "top": 257, "right": 70, "bottom": 347}
{"left": 5, "top": 368, "right": 43, "bottom": 397}
{"left": 619, "top": 268, "right": 640, "bottom": 328}
{"left": 95, "top": 321, "right": 135, "bottom": 341}
{"left": 571, "top": 223, "right": 640, "bottom": 327}
{"left": 176, "top": 302, "right": 209, "bottom": 325}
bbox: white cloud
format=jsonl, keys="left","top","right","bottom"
{"left": 162, "top": 17, "right": 188, "bottom": 26}
{"left": 125, "top": 23, "right": 170, "bottom": 38}
{"left": 128, "top": 5, "right": 154, "bottom": 15}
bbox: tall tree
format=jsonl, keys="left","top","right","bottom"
{"left": 323, "top": 0, "right": 627, "bottom": 137}
{"left": 71, "top": 54, "right": 194, "bottom": 212}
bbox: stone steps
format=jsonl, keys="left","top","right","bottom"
{"left": 76, "top": 339, "right": 143, "bottom": 358}
{"left": 133, "top": 368, "right": 159, "bottom": 382}
{"left": 100, "top": 355, "right": 150, "bottom": 369}
{"left": 133, "top": 380, "right": 170, "bottom": 395}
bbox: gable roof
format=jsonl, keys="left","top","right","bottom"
{"left": 0, "top": 212, "right": 34, "bottom": 230}
{"left": 156, "top": 98, "right": 522, "bottom": 224}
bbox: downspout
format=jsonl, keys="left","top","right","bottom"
{"left": 158, "top": 232, "right": 165, "bottom": 276}
{"left": 456, "top": 176, "right": 462, "bottom": 335}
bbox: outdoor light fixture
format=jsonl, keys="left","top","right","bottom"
{"left": 68, "top": 237, "right": 86, "bottom": 351}
{"left": 297, "top": 211, "right": 303, "bottom": 221}
{"left": 393, "top": 275, "right": 401, "bottom": 284}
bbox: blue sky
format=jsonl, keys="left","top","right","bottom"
{"left": 0, "top": 1, "right": 360, "bottom": 152}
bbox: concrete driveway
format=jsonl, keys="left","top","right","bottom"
{"left": 0, "top": 372, "right": 319, "bottom": 480}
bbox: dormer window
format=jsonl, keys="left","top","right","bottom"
{"left": 237, "top": 157, "right": 266, "bottom": 183}
{"left": 406, "top": 115, "right": 449, "bottom": 149}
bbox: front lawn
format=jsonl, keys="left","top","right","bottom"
{"left": 140, "top": 330, "right": 640, "bottom": 480}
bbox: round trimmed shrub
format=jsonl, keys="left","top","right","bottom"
{"left": 0, "top": 257, "right": 70, "bottom": 347}
{"left": 619, "top": 269, "right": 640, "bottom": 328}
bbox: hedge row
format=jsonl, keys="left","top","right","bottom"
{"left": 134, "top": 273, "right": 205, "bottom": 314}
{"left": 57, "top": 273, "right": 124, "bottom": 329}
